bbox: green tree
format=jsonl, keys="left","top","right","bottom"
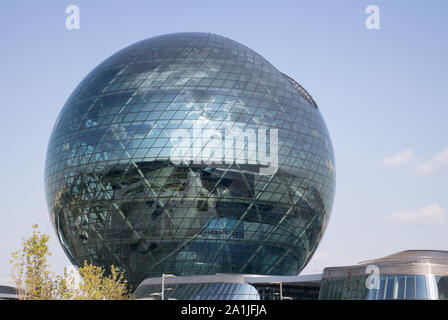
{"left": 54, "top": 267, "right": 77, "bottom": 300}
{"left": 10, "top": 224, "right": 55, "bottom": 300}
{"left": 10, "top": 224, "right": 133, "bottom": 300}
{"left": 75, "top": 261, "right": 132, "bottom": 300}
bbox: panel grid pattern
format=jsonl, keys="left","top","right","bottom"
{"left": 134, "top": 282, "right": 260, "bottom": 300}
{"left": 45, "top": 32, "right": 335, "bottom": 288}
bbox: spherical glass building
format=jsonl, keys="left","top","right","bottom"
{"left": 45, "top": 32, "right": 335, "bottom": 288}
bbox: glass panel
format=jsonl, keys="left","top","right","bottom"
{"left": 395, "top": 275, "right": 405, "bottom": 299}
{"left": 426, "top": 274, "right": 437, "bottom": 300}
{"left": 367, "top": 287, "right": 378, "bottom": 300}
{"left": 327, "top": 280, "right": 334, "bottom": 299}
{"left": 318, "top": 280, "right": 327, "bottom": 299}
{"left": 416, "top": 275, "right": 427, "bottom": 299}
{"left": 377, "top": 275, "right": 386, "bottom": 300}
{"left": 385, "top": 275, "right": 395, "bottom": 299}
{"left": 356, "top": 276, "right": 367, "bottom": 300}
{"left": 405, "top": 275, "right": 415, "bottom": 299}
{"left": 365, "top": 271, "right": 378, "bottom": 300}
{"left": 437, "top": 276, "right": 448, "bottom": 300}
{"left": 44, "top": 32, "right": 337, "bottom": 289}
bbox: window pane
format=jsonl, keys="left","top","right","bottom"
{"left": 405, "top": 275, "right": 415, "bottom": 299}
{"left": 327, "top": 280, "right": 334, "bottom": 299}
{"left": 416, "top": 275, "right": 427, "bottom": 299}
{"left": 395, "top": 275, "right": 405, "bottom": 299}
{"left": 367, "top": 287, "right": 378, "bottom": 300}
{"left": 437, "top": 276, "right": 448, "bottom": 299}
{"left": 385, "top": 275, "right": 395, "bottom": 299}
{"left": 366, "top": 272, "right": 379, "bottom": 300}
{"left": 378, "top": 275, "right": 386, "bottom": 300}
{"left": 426, "top": 275, "right": 437, "bottom": 300}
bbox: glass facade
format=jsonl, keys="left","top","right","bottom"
{"left": 45, "top": 32, "right": 335, "bottom": 288}
{"left": 134, "top": 282, "right": 260, "bottom": 300}
{"left": 319, "top": 274, "right": 448, "bottom": 300}
{"left": 0, "top": 285, "right": 18, "bottom": 300}
{"left": 253, "top": 284, "right": 320, "bottom": 300}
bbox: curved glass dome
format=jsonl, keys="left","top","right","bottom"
{"left": 45, "top": 32, "right": 336, "bottom": 288}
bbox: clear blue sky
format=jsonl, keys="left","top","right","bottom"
{"left": 1, "top": 0, "right": 447, "bottom": 281}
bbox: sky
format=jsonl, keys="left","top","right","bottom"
{"left": 0, "top": 0, "right": 447, "bottom": 282}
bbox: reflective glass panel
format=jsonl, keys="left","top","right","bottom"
{"left": 385, "top": 275, "right": 395, "bottom": 299}
{"left": 405, "top": 275, "right": 415, "bottom": 299}
{"left": 416, "top": 275, "right": 427, "bottom": 299}
{"left": 44, "top": 32, "right": 336, "bottom": 288}
{"left": 437, "top": 276, "right": 448, "bottom": 299}
{"left": 377, "top": 275, "right": 386, "bottom": 300}
{"left": 395, "top": 275, "right": 405, "bottom": 299}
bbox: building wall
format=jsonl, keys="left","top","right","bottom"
{"left": 319, "top": 273, "right": 448, "bottom": 300}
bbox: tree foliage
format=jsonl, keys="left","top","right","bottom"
{"left": 10, "top": 224, "right": 55, "bottom": 299}
{"left": 75, "top": 261, "right": 131, "bottom": 300}
{"left": 10, "top": 224, "right": 132, "bottom": 300}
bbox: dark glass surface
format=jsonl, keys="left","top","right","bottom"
{"left": 436, "top": 276, "right": 448, "bottom": 299}
{"left": 45, "top": 32, "right": 336, "bottom": 288}
{"left": 319, "top": 273, "right": 446, "bottom": 300}
{"left": 405, "top": 275, "right": 416, "bottom": 299}
{"left": 415, "top": 275, "right": 427, "bottom": 299}
{"left": 378, "top": 275, "right": 386, "bottom": 299}
{"left": 385, "top": 275, "right": 395, "bottom": 299}
{"left": 134, "top": 282, "right": 260, "bottom": 300}
{"left": 253, "top": 283, "right": 320, "bottom": 300}
{"left": 396, "top": 275, "right": 405, "bottom": 299}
